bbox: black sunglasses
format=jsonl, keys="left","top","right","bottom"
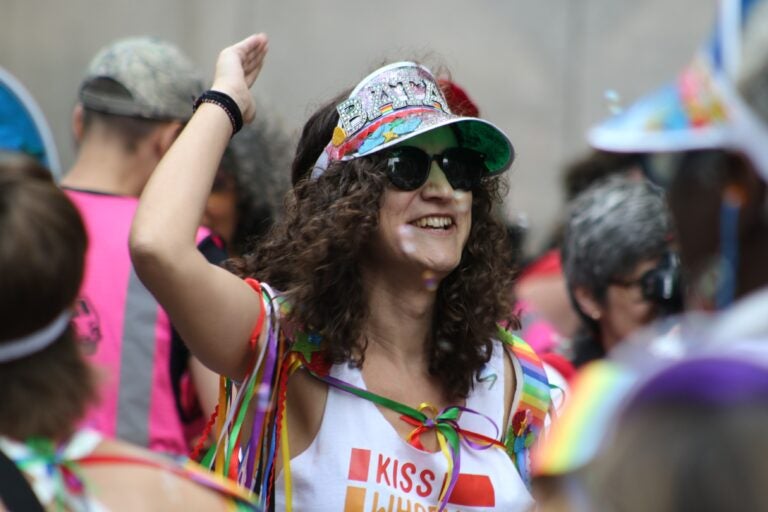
{"left": 380, "top": 146, "right": 487, "bottom": 191}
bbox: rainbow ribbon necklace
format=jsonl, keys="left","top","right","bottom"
{"left": 296, "top": 356, "right": 508, "bottom": 512}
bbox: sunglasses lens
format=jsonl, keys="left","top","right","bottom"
{"left": 385, "top": 147, "right": 430, "bottom": 191}
{"left": 441, "top": 148, "right": 485, "bottom": 191}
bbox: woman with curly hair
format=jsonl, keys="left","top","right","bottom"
{"left": 131, "top": 34, "right": 551, "bottom": 511}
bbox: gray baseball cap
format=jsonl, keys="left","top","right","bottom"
{"left": 78, "top": 37, "right": 204, "bottom": 122}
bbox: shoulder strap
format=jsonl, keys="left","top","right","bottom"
{"left": 497, "top": 325, "right": 552, "bottom": 488}
{"left": 0, "top": 448, "right": 46, "bottom": 512}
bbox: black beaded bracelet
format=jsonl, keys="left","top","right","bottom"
{"left": 193, "top": 90, "right": 244, "bottom": 135}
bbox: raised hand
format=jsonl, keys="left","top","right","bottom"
{"left": 211, "top": 33, "right": 269, "bottom": 124}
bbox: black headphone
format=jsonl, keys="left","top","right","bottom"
{"left": 639, "top": 251, "right": 684, "bottom": 315}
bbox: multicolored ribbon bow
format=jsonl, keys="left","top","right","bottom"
{"left": 398, "top": 402, "right": 507, "bottom": 510}
{"left": 14, "top": 438, "right": 89, "bottom": 511}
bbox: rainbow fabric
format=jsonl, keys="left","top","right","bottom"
{"left": 496, "top": 330, "right": 552, "bottom": 487}
{"left": 531, "top": 360, "right": 636, "bottom": 476}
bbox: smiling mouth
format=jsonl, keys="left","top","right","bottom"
{"left": 410, "top": 215, "right": 455, "bottom": 230}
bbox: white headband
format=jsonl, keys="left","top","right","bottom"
{"left": 0, "top": 312, "right": 71, "bottom": 363}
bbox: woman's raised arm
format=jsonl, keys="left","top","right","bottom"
{"left": 130, "top": 34, "right": 269, "bottom": 380}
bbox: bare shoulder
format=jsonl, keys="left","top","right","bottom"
{"left": 80, "top": 439, "right": 248, "bottom": 512}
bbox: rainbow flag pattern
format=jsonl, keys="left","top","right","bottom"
{"left": 496, "top": 329, "right": 552, "bottom": 487}
{"left": 531, "top": 360, "right": 636, "bottom": 476}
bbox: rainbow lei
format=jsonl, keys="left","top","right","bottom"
{"left": 12, "top": 437, "right": 91, "bottom": 512}
{"left": 204, "top": 282, "right": 551, "bottom": 510}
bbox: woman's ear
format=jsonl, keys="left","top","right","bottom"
{"left": 573, "top": 286, "right": 603, "bottom": 321}
{"left": 153, "top": 121, "right": 185, "bottom": 159}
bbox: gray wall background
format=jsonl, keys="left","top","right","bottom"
{"left": 1, "top": 0, "right": 714, "bottom": 254}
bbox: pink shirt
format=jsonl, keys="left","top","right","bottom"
{"left": 67, "top": 189, "right": 193, "bottom": 455}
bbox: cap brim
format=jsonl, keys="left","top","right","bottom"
{"left": 344, "top": 110, "right": 515, "bottom": 174}
{"left": 588, "top": 59, "right": 733, "bottom": 156}
{"left": 588, "top": 54, "right": 768, "bottom": 183}
{"left": 0, "top": 67, "right": 61, "bottom": 178}
{"left": 79, "top": 78, "right": 188, "bottom": 122}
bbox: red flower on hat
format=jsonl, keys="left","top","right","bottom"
{"left": 438, "top": 79, "right": 480, "bottom": 117}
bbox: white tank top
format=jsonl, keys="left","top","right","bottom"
{"left": 275, "top": 341, "right": 534, "bottom": 511}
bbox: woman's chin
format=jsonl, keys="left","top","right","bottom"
{"left": 412, "top": 255, "right": 460, "bottom": 277}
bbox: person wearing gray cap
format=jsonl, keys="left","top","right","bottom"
{"left": 60, "top": 37, "right": 215, "bottom": 457}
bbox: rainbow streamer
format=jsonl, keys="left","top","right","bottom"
{"left": 532, "top": 361, "right": 635, "bottom": 476}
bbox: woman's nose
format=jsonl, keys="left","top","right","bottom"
{"left": 421, "top": 163, "right": 454, "bottom": 198}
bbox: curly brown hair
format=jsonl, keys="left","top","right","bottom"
{"left": 228, "top": 94, "right": 517, "bottom": 401}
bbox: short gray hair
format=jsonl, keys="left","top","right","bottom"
{"left": 562, "top": 175, "right": 671, "bottom": 302}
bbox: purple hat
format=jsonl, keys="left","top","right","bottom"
{"left": 628, "top": 356, "right": 768, "bottom": 408}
